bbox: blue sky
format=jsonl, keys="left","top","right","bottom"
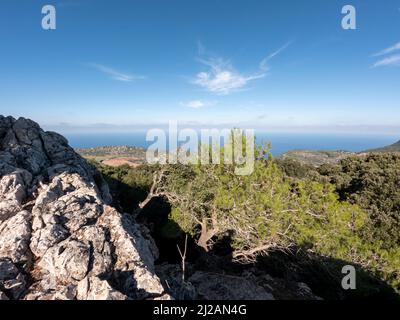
{"left": 0, "top": 0, "right": 399, "bottom": 134}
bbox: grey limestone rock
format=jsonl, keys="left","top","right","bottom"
{"left": 0, "top": 116, "right": 168, "bottom": 300}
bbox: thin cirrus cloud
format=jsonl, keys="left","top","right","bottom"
{"left": 372, "top": 42, "right": 400, "bottom": 68}
{"left": 259, "top": 41, "right": 292, "bottom": 72}
{"left": 372, "top": 42, "right": 400, "bottom": 57}
{"left": 192, "top": 42, "right": 290, "bottom": 95}
{"left": 88, "top": 63, "right": 145, "bottom": 82}
{"left": 180, "top": 100, "right": 216, "bottom": 109}
{"left": 373, "top": 55, "right": 400, "bottom": 68}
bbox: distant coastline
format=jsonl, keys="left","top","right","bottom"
{"left": 67, "top": 131, "right": 399, "bottom": 157}
{"left": 75, "top": 134, "right": 400, "bottom": 168}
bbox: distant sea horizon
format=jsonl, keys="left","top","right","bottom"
{"left": 63, "top": 131, "right": 399, "bottom": 157}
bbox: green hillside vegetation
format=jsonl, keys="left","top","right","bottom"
{"left": 366, "top": 140, "right": 400, "bottom": 153}
{"left": 94, "top": 143, "right": 400, "bottom": 299}
{"left": 280, "top": 150, "right": 355, "bottom": 167}
{"left": 279, "top": 139, "right": 400, "bottom": 167}
{"left": 317, "top": 153, "right": 400, "bottom": 249}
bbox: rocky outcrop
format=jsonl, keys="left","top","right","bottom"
{"left": 0, "top": 116, "right": 168, "bottom": 300}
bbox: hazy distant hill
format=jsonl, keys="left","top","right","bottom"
{"left": 279, "top": 150, "right": 355, "bottom": 166}
{"left": 281, "top": 139, "right": 400, "bottom": 166}
{"left": 365, "top": 140, "right": 400, "bottom": 153}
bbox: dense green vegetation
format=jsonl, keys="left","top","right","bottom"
{"left": 279, "top": 150, "right": 355, "bottom": 167}
{"left": 278, "top": 153, "right": 400, "bottom": 293}
{"left": 318, "top": 153, "right": 400, "bottom": 250}
{"left": 96, "top": 148, "right": 400, "bottom": 298}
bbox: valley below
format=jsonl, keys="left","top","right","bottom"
{"left": 76, "top": 146, "right": 147, "bottom": 168}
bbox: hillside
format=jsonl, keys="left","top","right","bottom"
{"left": 97, "top": 145, "right": 400, "bottom": 299}
{"left": 280, "top": 139, "right": 400, "bottom": 167}
{"left": 365, "top": 140, "right": 400, "bottom": 153}
{"left": 280, "top": 150, "right": 355, "bottom": 166}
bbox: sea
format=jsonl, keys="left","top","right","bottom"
{"left": 63, "top": 131, "right": 399, "bottom": 157}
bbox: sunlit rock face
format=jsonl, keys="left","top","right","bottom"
{"left": 0, "top": 116, "right": 169, "bottom": 300}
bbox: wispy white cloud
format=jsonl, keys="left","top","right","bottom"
{"left": 193, "top": 58, "right": 265, "bottom": 95}
{"left": 192, "top": 42, "right": 290, "bottom": 95}
{"left": 373, "top": 54, "right": 400, "bottom": 68}
{"left": 192, "top": 46, "right": 264, "bottom": 95}
{"left": 88, "top": 63, "right": 145, "bottom": 82}
{"left": 260, "top": 41, "right": 292, "bottom": 71}
{"left": 372, "top": 42, "right": 400, "bottom": 57}
{"left": 371, "top": 42, "right": 400, "bottom": 68}
{"left": 180, "top": 100, "right": 216, "bottom": 109}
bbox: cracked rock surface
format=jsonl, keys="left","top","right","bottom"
{"left": 0, "top": 116, "right": 169, "bottom": 300}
